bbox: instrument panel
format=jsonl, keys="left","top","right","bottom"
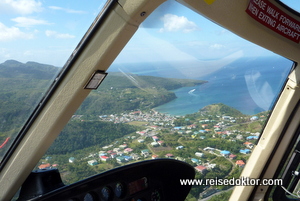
{"left": 20, "top": 159, "right": 195, "bottom": 201}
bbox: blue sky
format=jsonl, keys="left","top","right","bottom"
{"left": 0, "top": 0, "right": 299, "bottom": 67}
{"left": 115, "top": 0, "right": 268, "bottom": 65}
{"left": 0, "top": 0, "right": 105, "bottom": 66}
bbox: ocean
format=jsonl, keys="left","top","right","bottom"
{"left": 109, "top": 56, "right": 293, "bottom": 116}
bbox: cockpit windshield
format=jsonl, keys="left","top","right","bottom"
{"left": 38, "top": 1, "right": 293, "bottom": 200}
{"left": 0, "top": 0, "right": 296, "bottom": 200}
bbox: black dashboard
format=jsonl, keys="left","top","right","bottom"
{"left": 18, "top": 159, "right": 195, "bottom": 201}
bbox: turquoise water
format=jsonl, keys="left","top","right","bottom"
{"left": 110, "top": 56, "right": 293, "bottom": 116}
{"left": 154, "top": 85, "right": 257, "bottom": 116}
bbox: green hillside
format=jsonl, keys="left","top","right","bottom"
{"left": 76, "top": 73, "right": 206, "bottom": 115}
{"left": 47, "top": 121, "right": 137, "bottom": 155}
{"left": 0, "top": 60, "right": 206, "bottom": 131}
{"left": 199, "top": 103, "right": 246, "bottom": 117}
{"left": 0, "top": 60, "right": 59, "bottom": 132}
{"left": 0, "top": 60, "right": 59, "bottom": 79}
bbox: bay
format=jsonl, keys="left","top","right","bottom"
{"left": 110, "top": 56, "right": 293, "bottom": 116}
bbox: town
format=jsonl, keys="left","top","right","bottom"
{"left": 39, "top": 104, "right": 267, "bottom": 200}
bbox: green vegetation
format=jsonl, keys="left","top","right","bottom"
{"left": 200, "top": 103, "right": 245, "bottom": 117}
{"left": 76, "top": 73, "right": 206, "bottom": 115}
{"left": 0, "top": 60, "right": 60, "bottom": 157}
{"left": 47, "top": 121, "right": 137, "bottom": 155}
{"left": 0, "top": 60, "right": 59, "bottom": 132}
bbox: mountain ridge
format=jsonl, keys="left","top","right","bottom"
{"left": 0, "top": 60, "right": 60, "bottom": 79}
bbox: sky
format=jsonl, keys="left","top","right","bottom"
{"left": 114, "top": 0, "right": 269, "bottom": 64}
{"left": 0, "top": 0, "right": 299, "bottom": 67}
{"left": 0, "top": 0, "right": 105, "bottom": 66}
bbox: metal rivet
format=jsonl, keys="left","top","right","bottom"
{"left": 140, "top": 12, "right": 146, "bottom": 16}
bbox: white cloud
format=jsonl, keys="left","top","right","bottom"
{"left": 0, "top": 22, "right": 33, "bottom": 41}
{"left": 45, "top": 30, "right": 75, "bottom": 39}
{"left": 210, "top": 43, "right": 225, "bottom": 50}
{"left": 159, "top": 14, "right": 199, "bottom": 33}
{"left": 11, "top": 17, "right": 51, "bottom": 27}
{"left": 0, "top": 0, "right": 42, "bottom": 15}
{"left": 48, "top": 6, "right": 86, "bottom": 14}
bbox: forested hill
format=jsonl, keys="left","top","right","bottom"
{"left": 0, "top": 60, "right": 59, "bottom": 133}
{"left": 76, "top": 72, "right": 207, "bottom": 115}
{"left": 100, "top": 72, "right": 207, "bottom": 90}
{"left": 174, "top": 103, "right": 247, "bottom": 126}
{"left": 47, "top": 121, "right": 137, "bottom": 155}
{"left": 0, "top": 60, "right": 59, "bottom": 79}
{"left": 199, "top": 103, "right": 246, "bottom": 117}
{"left": 0, "top": 60, "right": 206, "bottom": 131}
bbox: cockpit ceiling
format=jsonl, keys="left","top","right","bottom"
{"left": 178, "top": 0, "right": 300, "bottom": 62}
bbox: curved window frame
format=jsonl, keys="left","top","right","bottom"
{"left": 275, "top": 0, "right": 300, "bottom": 15}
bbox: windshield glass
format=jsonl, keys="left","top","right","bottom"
{"left": 278, "top": 0, "right": 300, "bottom": 13}
{"left": 0, "top": 0, "right": 107, "bottom": 163}
{"left": 12, "top": 0, "right": 294, "bottom": 200}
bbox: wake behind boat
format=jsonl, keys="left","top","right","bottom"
{"left": 188, "top": 89, "right": 196, "bottom": 94}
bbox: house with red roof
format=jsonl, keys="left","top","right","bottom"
{"left": 136, "top": 131, "right": 146, "bottom": 135}
{"left": 236, "top": 160, "right": 246, "bottom": 167}
{"left": 165, "top": 153, "right": 174, "bottom": 158}
{"left": 244, "top": 141, "right": 254, "bottom": 149}
{"left": 110, "top": 152, "right": 117, "bottom": 158}
{"left": 187, "top": 124, "right": 197, "bottom": 129}
{"left": 107, "top": 150, "right": 114, "bottom": 154}
{"left": 195, "top": 165, "right": 208, "bottom": 174}
{"left": 152, "top": 136, "right": 159, "bottom": 141}
{"left": 38, "top": 163, "right": 51, "bottom": 169}
{"left": 100, "top": 155, "right": 110, "bottom": 162}
{"left": 150, "top": 125, "right": 158, "bottom": 130}
{"left": 132, "top": 111, "right": 141, "bottom": 115}
{"left": 124, "top": 148, "right": 133, "bottom": 153}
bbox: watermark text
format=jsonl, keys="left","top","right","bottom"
{"left": 180, "top": 177, "right": 283, "bottom": 186}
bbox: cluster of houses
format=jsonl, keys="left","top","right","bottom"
{"left": 66, "top": 142, "right": 147, "bottom": 167}
{"left": 80, "top": 129, "right": 254, "bottom": 170}
{"left": 98, "top": 110, "right": 175, "bottom": 125}
{"left": 194, "top": 163, "right": 217, "bottom": 174}
{"left": 169, "top": 115, "right": 260, "bottom": 174}
{"left": 70, "top": 137, "right": 179, "bottom": 166}
{"left": 150, "top": 135, "right": 165, "bottom": 147}
{"left": 98, "top": 111, "right": 261, "bottom": 155}
{"left": 190, "top": 146, "right": 250, "bottom": 175}
{"left": 88, "top": 144, "right": 142, "bottom": 166}
{"left": 172, "top": 114, "right": 262, "bottom": 143}
{"left": 83, "top": 148, "right": 181, "bottom": 166}
{"left": 64, "top": 112, "right": 260, "bottom": 176}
